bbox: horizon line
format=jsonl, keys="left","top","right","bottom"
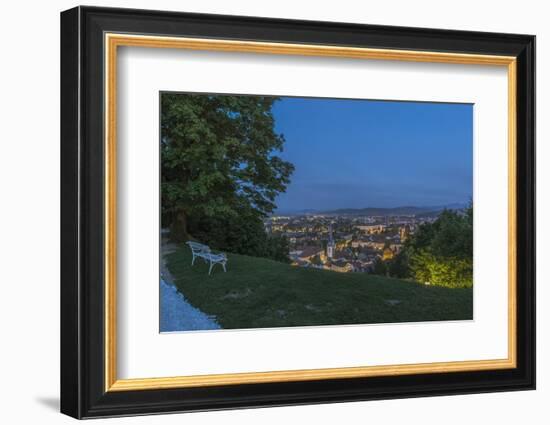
{"left": 273, "top": 202, "right": 470, "bottom": 213}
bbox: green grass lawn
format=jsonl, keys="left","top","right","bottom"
{"left": 166, "top": 245, "right": 473, "bottom": 330}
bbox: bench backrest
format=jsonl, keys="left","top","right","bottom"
{"left": 186, "top": 241, "right": 210, "bottom": 252}
{"left": 207, "top": 252, "right": 227, "bottom": 262}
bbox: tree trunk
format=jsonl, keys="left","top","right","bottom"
{"left": 170, "top": 209, "right": 189, "bottom": 242}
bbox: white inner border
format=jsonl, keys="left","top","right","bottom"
{"left": 117, "top": 46, "right": 509, "bottom": 379}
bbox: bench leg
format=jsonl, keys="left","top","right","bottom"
{"left": 208, "top": 261, "right": 214, "bottom": 275}
{"left": 222, "top": 262, "right": 226, "bottom": 272}
{"left": 191, "top": 253, "right": 196, "bottom": 266}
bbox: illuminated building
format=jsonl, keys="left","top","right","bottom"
{"left": 382, "top": 247, "right": 394, "bottom": 261}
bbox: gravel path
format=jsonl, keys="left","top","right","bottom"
{"left": 159, "top": 278, "right": 220, "bottom": 332}
{"left": 160, "top": 238, "right": 220, "bottom": 332}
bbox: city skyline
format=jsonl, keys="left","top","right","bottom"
{"left": 272, "top": 97, "right": 473, "bottom": 212}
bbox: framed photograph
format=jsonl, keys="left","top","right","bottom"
{"left": 60, "top": 6, "right": 535, "bottom": 419}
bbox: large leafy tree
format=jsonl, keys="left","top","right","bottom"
{"left": 161, "top": 93, "right": 294, "bottom": 243}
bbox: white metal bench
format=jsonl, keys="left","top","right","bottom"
{"left": 204, "top": 252, "right": 228, "bottom": 275}
{"left": 185, "top": 241, "right": 228, "bottom": 275}
{"left": 186, "top": 241, "right": 211, "bottom": 265}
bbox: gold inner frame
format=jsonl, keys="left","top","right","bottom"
{"left": 104, "top": 33, "right": 517, "bottom": 392}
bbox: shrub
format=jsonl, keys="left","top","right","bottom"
{"left": 410, "top": 251, "right": 472, "bottom": 288}
{"left": 186, "top": 210, "right": 290, "bottom": 263}
{"left": 388, "top": 206, "right": 473, "bottom": 287}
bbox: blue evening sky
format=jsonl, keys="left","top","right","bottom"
{"left": 271, "top": 97, "right": 473, "bottom": 212}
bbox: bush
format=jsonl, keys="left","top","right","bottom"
{"left": 387, "top": 250, "right": 410, "bottom": 279}
{"left": 371, "top": 257, "right": 388, "bottom": 276}
{"left": 387, "top": 207, "right": 473, "bottom": 288}
{"left": 410, "top": 251, "right": 472, "bottom": 288}
{"left": 186, "top": 210, "right": 290, "bottom": 263}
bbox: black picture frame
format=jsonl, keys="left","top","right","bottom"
{"left": 61, "top": 5, "right": 535, "bottom": 419}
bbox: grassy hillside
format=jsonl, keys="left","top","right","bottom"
{"left": 166, "top": 246, "right": 473, "bottom": 330}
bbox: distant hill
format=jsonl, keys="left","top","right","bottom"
{"left": 273, "top": 203, "right": 468, "bottom": 217}
{"left": 321, "top": 203, "right": 467, "bottom": 216}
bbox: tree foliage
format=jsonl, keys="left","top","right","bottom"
{"left": 188, "top": 209, "right": 291, "bottom": 263}
{"left": 409, "top": 251, "right": 472, "bottom": 288}
{"left": 161, "top": 93, "right": 294, "bottom": 262}
{"left": 372, "top": 257, "right": 388, "bottom": 276}
{"left": 387, "top": 250, "right": 410, "bottom": 278}
{"left": 385, "top": 207, "right": 473, "bottom": 288}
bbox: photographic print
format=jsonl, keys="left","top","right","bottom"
{"left": 159, "top": 93, "right": 474, "bottom": 332}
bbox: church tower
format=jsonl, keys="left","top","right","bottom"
{"left": 327, "top": 222, "right": 335, "bottom": 260}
